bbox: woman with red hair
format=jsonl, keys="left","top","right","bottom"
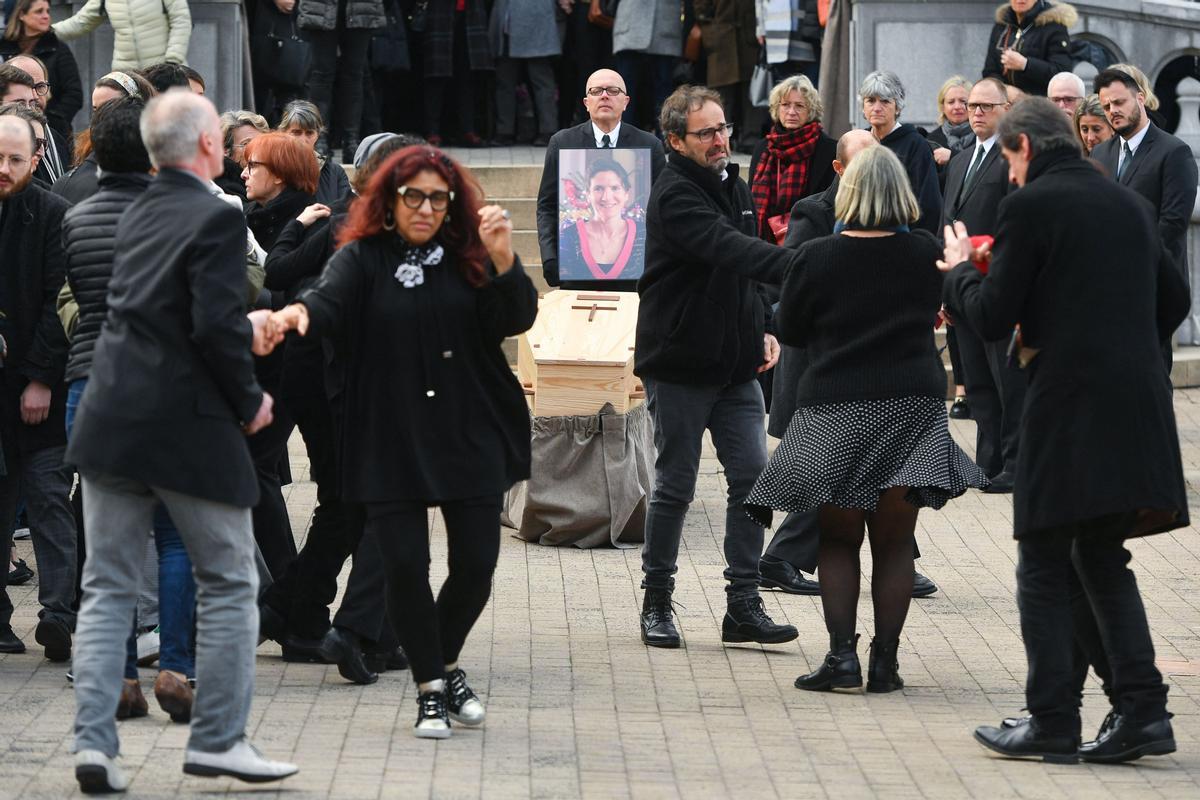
{"left": 269, "top": 146, "right": 537, "bottom": 739}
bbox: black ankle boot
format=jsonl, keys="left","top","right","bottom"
{"left": 640, "top": 588, "right": 680, "bottom": 648}
{"left": 866, "top": 638, "right": 904, "bottom": 693}
{"left": 722, "top": 596, "right": 799, "bottom": 644}
{"left": 795, "top": 633, "right": 861, "bottom": 691}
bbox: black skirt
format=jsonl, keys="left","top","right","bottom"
{"left": 745, "top": 395, "right": 988, "bottom": 526}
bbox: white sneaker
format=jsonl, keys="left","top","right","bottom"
{"left": 446, "top": 668, "right": 485, "bottom": 726}
{"left": 13, "top": 527, "right": 30, "bottom": 540}
{"left": 135, "top": 628, "right": 160, "bottom": 666}
{"left": 183, "top": 738, "right": 298, "bottom": 783}
{"left": 75, "top": 749, "right": 128, "bottom": 794}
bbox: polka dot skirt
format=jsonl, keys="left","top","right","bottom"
{"left": 745, "top": 395, "right": 988, "bottom": 527}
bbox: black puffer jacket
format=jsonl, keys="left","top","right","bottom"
{"left": 61, "top": 171, "right": 153, "bottom": 384}
{"left": 297, "top": 0, "right": 385, "bottom": 31}
{"left": 982, "top": 1, "right": 1076, "bottom": 96}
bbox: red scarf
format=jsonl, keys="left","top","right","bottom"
{"left": 751, "top": 121, "right": 822, "bottom": 239}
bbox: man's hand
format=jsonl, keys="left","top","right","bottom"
{"left": 273, "top": 0, "right": 295, "bottom": 13}
{"left": 270, "top": 304, "right": 310, "bottom": 337}
{"left": 248, "top": 309, "right": 285, "bottom": 355}
{"left": 1000, "top": 49, "right": 1028, "bottom": 72}
{"left": 758, "top": 333, "right": 780, "bottom": 373}
{"left": 297, "top": 203, "right": 331, "bottom": 227}
{"left": 244, "top": 392, "right": 274, "bottom": 435}
{"left": 937, "top": 221, "right": 986, "bottom": 272}
{"left": 933, "top": 147, "right": 952, "bottom": 167}
{"left": 20, "top": 380, "right": 51, "bottom": 425}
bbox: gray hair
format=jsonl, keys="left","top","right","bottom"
{"left": 858, "top": 70, "right": 906, "bottom": 115}
{"left": 139, "top": 89, "right": 214, "bottom": 168}
{"left": 219, "top": 109, "right": 268, "bottom": 152}
{"left": 768, "top": 74, "right": 822, "bottom": 125}
{"left": 833, "top": 145, "right": 919, "bottom": 229}
{"left": 997, "top": 96, "right": 1079, "bottom": 158}
{"left": 1048, "top": 71, "right": 1086, "bottom": 98}
{"left": 278, "top": 99, "right": 324, "bottom": 134}
{"left": 659, "top": 84, "right": 722, "bottom": 147}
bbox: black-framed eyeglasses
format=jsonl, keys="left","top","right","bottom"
{"left": 685, "top": 123, "right": 734, "bottom": 144}
{"left": 397, "top": 186, "right": 454, "bottom": 211}
{"left": 245, "top": 160, "right": 266, "bottom": 171}
{"left": 586, "top": 86, "right": 625, "bottom": 97}
{"left": 32, "top": 82, "right": 49, "bottom": 97}
{"left": 1049, "top": 95, "right": 1082, "bottom": 106}
{"left": 34, "top": 137, "right": 46, "bottom": 153}
{"left": 967, "top": 102, "right": 1002, "bottom": 113}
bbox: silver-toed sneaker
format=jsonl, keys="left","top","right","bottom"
{"left": 446, "top": 668, "right": 485, "bottom": 726}
{"left": 414, "top": 689, "right": 452, "bottom": 739}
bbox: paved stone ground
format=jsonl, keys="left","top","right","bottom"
{"left": 3, "top": 390, "right": 1200, "bottom": 799}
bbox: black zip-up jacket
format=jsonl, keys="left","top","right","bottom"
{"left": 634, "top": 152, "right": 794, "bottom": 386}
{"left": 982, "top": 1, "right": 1076, "bottom": 96}
{"left": 61, "top": 171, "right": 154, "bottom": 384}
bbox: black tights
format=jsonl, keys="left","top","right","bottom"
{"left": 368, "top": 496, "right": 502, "bottom": 684}
{"left": 817, "top": 487, "right": 918, "bottom": 644}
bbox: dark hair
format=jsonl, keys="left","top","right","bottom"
{"left": 138, "top": 63, "right": 190, "bottom": 94}
{"left": 997, "top": 96, "right": 1080, "bottom": 157}
{"left": 587, "top": 157, "right": 631, "bottom": 190}
{"left": 338, "top": 145, "right": 488, "bottom": 287}
{"left": 243, "top": 131, "right": 320, "bottom": 196}
{"left": 3, "top": 0, "right": 46, "bottom": 42}
{"left": 660, "top": 84, "right": 722, "bottom": 146}
{"left": 0, "top": 64, "right": 35, "bottom": 99}
{"left": 1093, "top": 68, "right": 1141, "bottom": 97}
{"left": 180, "top": 65, "right": 205, "bottom": 91}
{"left": 94, "top": 70, "right": 155, "bottom": 102}
{"left": 352, "top": 134, "right": 426, "bottom": 194}
{"left": 91, "top": 96, "right": 151, "bottom": 174}
{"left": 0, "top": 101, "right": 46, "bottom": 127}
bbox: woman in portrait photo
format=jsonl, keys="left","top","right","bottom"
{"left": 558, "top": 156, "right": 646, "bottom": 282}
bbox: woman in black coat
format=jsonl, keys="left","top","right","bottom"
{"left": 982, "top": 0, "right": 1076, "bottom": 97}
{"left": 1, "top": 0, "right": 83, "bottom": 143}
{"left": 269, "top": 145, "right": 537, "bottom": 739}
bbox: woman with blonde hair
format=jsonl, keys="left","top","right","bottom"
{"left": 928, "top": 75, "right": 974, "bottom": 168}
{"left": 1073, "top": 94, "right": 1113, "bottom": 155}
{"left": 746, "top": 146, "right": 985, "bottom": 695}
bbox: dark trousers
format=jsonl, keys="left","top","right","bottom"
{"left": 368, "top": 496, "right": 502, "bottom": 683}
{"left": 612, "top": 51, "right": 674, "bottom": 131}
{"left": 764, "top": 509, "right": 921, "bottom": 574}
{"left": 425, "top": 11, "right": 478, "bottom": 137}
{"left": 946, "top": 325, "right": 965, "bottom": 387}
{"left": 955, "top": 320, "right": 1025, "bottom": 477}
{"left": 1016, "top": 514, "right": 1167, "bottom": 735}
{"left": 246, "top": 402, "right": 296, "bottom": 583}
{"left": 494, "top": 56, "right": 558, "bottom": 137}
{"left": 564, "top": 3, "right": 613, "bottom": 125}
{"left": 306, "top": 1, "right": 371, "bottom": 146}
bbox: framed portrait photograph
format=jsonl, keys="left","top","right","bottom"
{"left": 557, "top": 148, "right": 652, "bottom": 289}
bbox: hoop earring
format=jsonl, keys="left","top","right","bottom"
{"left": 383, "top": 209, "right": 396, "bottom": 231}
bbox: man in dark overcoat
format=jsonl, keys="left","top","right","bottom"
{"left": 941, "top": 98, "right": 1190, "bottom": 765}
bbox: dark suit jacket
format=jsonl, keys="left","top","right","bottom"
{"left": 1091, "top": 123, "right": 1198, "bottom": 280}
{"left": 536, "top": 120, "right": 666, "bottom": 287}
{"left": 66, "top": 168, "right": 264, "bottom": 508}
{"left": 942, "top": 139, "right": 1012, "bottom": 236}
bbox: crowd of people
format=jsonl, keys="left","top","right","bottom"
{"left": 0, "top": 0, "right": 1194, "bottom": 794}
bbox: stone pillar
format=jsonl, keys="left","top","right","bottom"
{"left": 1173, "top": 76, "right": 1200, "bottom": 344}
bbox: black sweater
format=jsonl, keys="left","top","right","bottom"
{"left": 777, "top": 231, "right": 946, "bottom": 405}
{"left": 635, "top": 153, "right": 794, "bottom": 386}
{"left": 879, "top": 123, "right": 943, "bottom": 234}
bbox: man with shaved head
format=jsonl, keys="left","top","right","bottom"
{"left": 66, "top": 90, "right": 296, "bottom": 793}
{"left": 0, "top": 112, "right": 76, "bottom": 664}
{"left": 536, "top": 68, "right": 666, "bottom": 288}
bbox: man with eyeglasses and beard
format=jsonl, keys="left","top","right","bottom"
{"left": 536, "top": 68, "right": 665, "bottom": 288}
{"left": 4, "top": 55, "right": 67, "bottom": 184}
{"left": 634, "top": 85, "right": 798, "bottom": 649}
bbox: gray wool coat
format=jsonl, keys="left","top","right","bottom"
{"left": 613, "top": 0, "right": 683, "bottom": 56}
{"left": 488, "top": 0, "right": 564, "bottom": 59}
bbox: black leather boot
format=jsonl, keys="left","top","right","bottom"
{"left": 1079, "top": 713, "right": 1175, "bottom": 763}
{"left": 722, "top": 596, "right": 799, "bottom": 644}
{"left": 341, "top": 129, "right": 361, "bottom": 166}
{"left": 640, "top": 588, "right": 681, "bottom": 648}
{"left": 866, "top": 638, "right": 904, "bottom": 693}
{"left": 795, "top": 633, "right": 861, "bottom": 691}
{"left": 317, "top": 627, "right": 377, "bottom": 685}
{"left": 307, "top": 71, "right": 335, "bottom": 159}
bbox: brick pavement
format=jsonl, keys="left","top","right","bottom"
{"left": 2, "top": 393, "right": 1200, "bottom": 799}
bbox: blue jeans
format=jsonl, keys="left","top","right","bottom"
{"left": 641, "top": 378, "right": 768, "bottom": 601}
{"left": 67, "top": 380, "right": 195, "bottom": 676}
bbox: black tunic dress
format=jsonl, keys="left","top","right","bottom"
{"left": 298, "top": 234, "right": 538, "bottom": 504}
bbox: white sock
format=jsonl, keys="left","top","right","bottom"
{"left": 444, "top": 662, "right": 458, "bottom": 674}
{"left": 419, "top": 679, "right": 445, "bottom": 693}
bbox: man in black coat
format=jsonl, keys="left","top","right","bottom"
{"left": 942, "top": 76, "right": 1023, "bottom": 492}
{"left": 536, "top": 68, "right": 666, "bottom": 289}
{"left": 634, "top": 85, "right": 797, "bottom": 649}
{"left": 943, "top": 98, "right": 1189, "bottom": 766}
{"left": 0, "top": 114, "right": 76, "bottom": 660}
{"left": 5, "top": 55, "right": 70, "bottom": 184}
{"left": 66, "top": 90, "right": 297, "bottom": 792}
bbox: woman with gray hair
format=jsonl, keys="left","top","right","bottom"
{"left": 859, "top": 70, "right": 943, "bottom": 232}
{"left": 748, "top": 73, "right": 836, "bottom": 243}
{"left": 278, "top": 99, "right": 351, "bottom": 204}
{"left": 746, "top": 145, "right": 985, "bottom": 696}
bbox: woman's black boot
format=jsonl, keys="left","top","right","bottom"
{"left": 866, "top": 638, "right": 905, "bottom": 693}
{"left": 794, "top": 633, "right": 861, "bottom": 691}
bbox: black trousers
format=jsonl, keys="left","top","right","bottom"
{"left": 368, "top": 496, "right": 502, "bottom": 683}
{"left": 946, "top": 325, "right": 965, "bottom": 387}
{"left": 246, "top": 402, "right": 296, "bottom": 582}
{"left": 1016, "top": 514, "right": 1167, "bottom": 735}
{"left": 764, "top": 509, "right": 920, "bottom": 573}
{"left": 955, "top": 320, "right": 1025, "bottom": 477}
{"left": 306, "top": 0, "right": 371, "bottom": 145}
{"left": 424, "top": 10, "right": 478, "bottom": 137}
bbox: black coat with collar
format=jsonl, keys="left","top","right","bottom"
{"left": 942, "top": 138, "right": 1012, "bottom": 244}
{"left": 536, "top": 120, "right": 666, "bottom": 287}
{"left": 1090, "top": 123, "right": 1198, "bottom": 282}
{"left": 982, "top": 1, "right": 1076, "bottom": 96}
{"left": 52, "top": 154, "right": 99, "bottom": 206}
{"left": 0, "top": 180, "right": 71, "bottom": 453}
{"left": 634, "top": 152, "right": 795, "bottom": 387}
{"left": 943, "top": 149, "right": 1190, "bottom": 539}
{"left": 879, "top": 123, "right": 943, "bottom": 234}
{"left": 66, "top": 168, "right": 264, "bottom": 508}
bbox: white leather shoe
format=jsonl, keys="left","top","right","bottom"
{"left": 183, "top": 738, "right": 298, "bottom": 783}
{"left": 75, "top": 749, "right": 128, "bottom": 794}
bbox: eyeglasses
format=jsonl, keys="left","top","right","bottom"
{"left": 232, "top": 138, "right": 255, "bottom": 152}
{"left": 245, "top": 160, "right": 266, "bottom": 172}
{"left": 32, "top": 82, "right": 49, "bottom": 97}
{"left": 586, "top": 86, "right": 626, "bottom": 97}
{"left": 1049, "top": 95, "right": 1082, "bottom": 107}
{"left": 967, "top": 102, "right": 1003, "bottom": 113}
{"left": 397, "top": 186, "right": 454, "bottom": 211}
{"left": 685, "top": 123, "right": 734, "bottom": 144}
{"left": 4, "top": 97, "right": 38, "bottom": 109}
{"left": 779, "top": 101, "right": 808, "bottom": 113}
{"left": 34, "top": 137, "right": 45, "bottom": 153}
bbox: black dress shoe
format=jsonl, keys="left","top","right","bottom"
{"left": 795, "top": 633, "right": 861, "bottom": 691}
{"left": 911, "top": 572, "right": 938, "bottom": 598}
{"left": 974, "top": 721, "right": 1080, "bottom": 764}
{"left": 531, "top": 134, "right": 551, "bottom": 147}
{"left": 984, "top": 471, "right": 1014, "bottom": 494}
{"left": 8, "top": 558, "right": 34, "bottom": 585}
{"left": 640, "top": 588, "right": 680, "bottom": 648}
{"left": 1079, "top": 713, "right": 1175, "bottom": 763}
{"left": 363, "top": 647, "right": 408, "bottom": 673}
{"left": 0, "top": 625, "right": 25, "bottom": 654}
{"left": 948, "top": 397, "right": 971, "bottom": 419}
{"left": 721, "top": 596, "right": 798, "bottom": 644}
{"left": 281, "top": 635, "right": 334, "bottom": 664}
{"left": 318, "top": 627, "right": 378, "bottom": 685}
{"left": 35, "top": 616, "right": 71, "bottom": 662}
{"left": 1001, "top": 714, "right": 1030, "bottom": 729}
{"left": 758, "top": 557, "right": 820, "bottom": 595}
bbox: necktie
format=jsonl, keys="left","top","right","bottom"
{"left": 1117, "top": 141, "right": 1133, "bottom": 181}
{"left": 962, "top": 144, "right": 986, "bottom": 193}
{"left": 601, "top": 133, "right": 612, "bottom": 148}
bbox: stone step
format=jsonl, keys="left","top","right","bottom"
{"left": 492, "top": 197, "right": 537, "bottom": 230}
{"left": 473, "top": 165, "right": 543, "bottom": 199}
